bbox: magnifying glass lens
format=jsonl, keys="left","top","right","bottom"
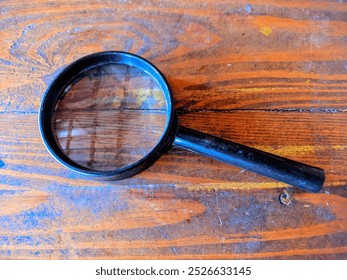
{"left": 52, "top": 63, "right": 167, "bottom": 171}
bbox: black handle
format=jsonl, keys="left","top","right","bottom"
{"left": 173, "top": 126, "right": 324, "bottom": 192}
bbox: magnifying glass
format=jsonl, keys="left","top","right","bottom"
{"left": 39, "top": 51, "right": 325, "bottom": 192}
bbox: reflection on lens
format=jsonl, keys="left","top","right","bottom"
{"left": 52, "top": 63, "right": 167, "bottom": 171}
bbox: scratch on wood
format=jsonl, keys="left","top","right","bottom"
{"left": 158, "top": 227, "right": 178, "bottom": 256}
{"left": 215, "top": 191, "right": 223, "bottom": 226}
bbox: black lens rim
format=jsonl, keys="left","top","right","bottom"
{"left": 39, "top": 51, "right": 177, "bottom": 179}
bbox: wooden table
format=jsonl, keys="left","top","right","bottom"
{"left": 0, "top": 0, "right": 346, "bottom": 259}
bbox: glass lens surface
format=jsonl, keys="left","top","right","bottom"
{"left": 52, "top": 63, "right": 167, "bottom": 171}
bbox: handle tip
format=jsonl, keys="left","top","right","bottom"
{"left": 299, "top": 167, "right": 325, "bottom": 193}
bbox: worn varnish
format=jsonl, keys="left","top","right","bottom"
{"left": 0, "top": 0, "right": 346, "bottom": 259}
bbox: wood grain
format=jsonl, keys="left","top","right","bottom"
{"left": 0, "top": 0, "right": 346, "bottom": 259}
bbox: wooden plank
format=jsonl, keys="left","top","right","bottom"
{"left": 0, "top": 187, "right": 346, "bottom": 259}
{"left": 1, "top": 0, "right": 346, "bottom": 112}
{"left": 0, "top": 112, "right": 345, "bottom": 187}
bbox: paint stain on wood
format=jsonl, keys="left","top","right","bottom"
{"left": 0, "top": 190, "right": 49, "bottom": 216}
{"left": 260, "top": 26, "right": 273, "bottom": 36}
